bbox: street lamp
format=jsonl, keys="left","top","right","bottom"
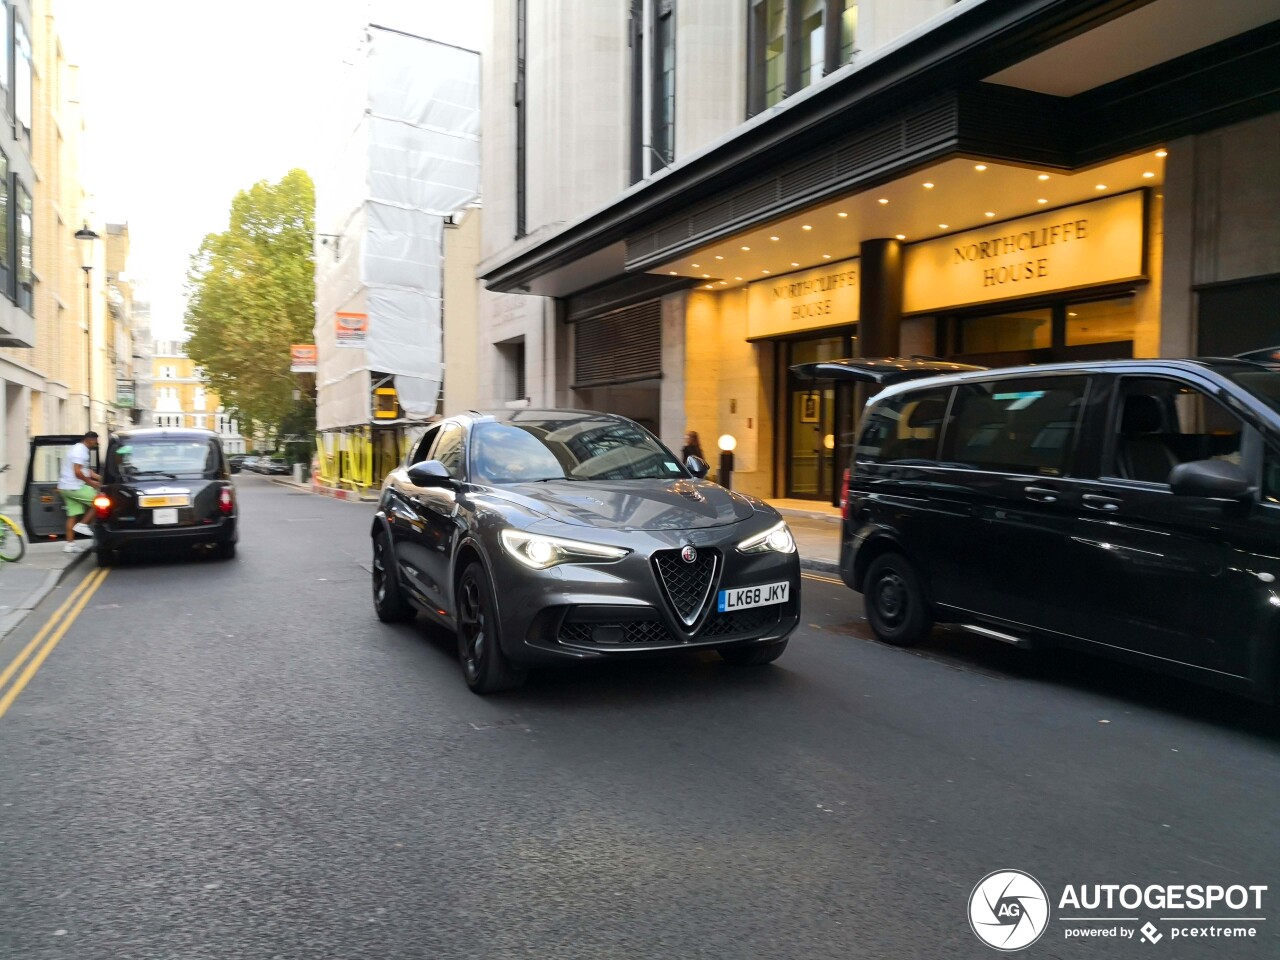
{"left": 75, "top": 224, "right": 100, "bottom": 431}
{"left": 717, "top": 433, "right": 737, "bottom": 489}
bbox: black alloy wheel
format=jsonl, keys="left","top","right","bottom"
{"left": 456, "top": 561, "right": 525, "bottom": 694}
{"left": 372, "top": 532, "right": 414, "bottom": 623}
{"left": 718, "top": 639, "right": 789, "bottom": 665}
{"left": 864, "top": 553, "right": 933, "bottom": 647}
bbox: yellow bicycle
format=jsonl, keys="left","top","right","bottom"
{"left": 0, "top": 464, "right": 25, "bottom": 562}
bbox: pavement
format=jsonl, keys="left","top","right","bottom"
{"left": 0, "top": 538, "right": 91, "bottom": 641}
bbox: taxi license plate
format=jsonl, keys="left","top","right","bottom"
{"left": 140, "top": 495, "right": 189, "bottom": 508}
{"left": 152, "top": 508, "right": 179, "bottom": 525}
{"left": 718, "top": 581, "right": 789, "bottom": 612}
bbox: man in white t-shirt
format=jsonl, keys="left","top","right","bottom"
{"left": 57, "top": 431, "right": 101, "bottom": 552}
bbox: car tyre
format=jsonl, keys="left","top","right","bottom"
{"left": 95, "top": 545, "right": 117, "bottom": 567}
{"left": 372, "top": 532, "right": 414, "bottom": 623}
{"left": 456, "top": 561, "right": 526, "bottom": 694}
{"left": 213, "top": 541, "right": 236, "bottom": 561}
{"left": 865, "top": 553, "right": 933, "bottom": 646}
{"left": 719, "top": 639, "right": 788, "bottom": 665}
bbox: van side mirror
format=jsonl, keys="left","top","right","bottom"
{"left": 686, "top": 456, "right": 710, "bottom": 479}
{"left": 1168, "top": 459, "right": 1254, "bottom": 500}
{"left": 407, "top": 459, "right": 454, "bottom": 488}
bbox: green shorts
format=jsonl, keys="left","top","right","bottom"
{"left": 59, "top": 484, "right": 96, "bottom": 518}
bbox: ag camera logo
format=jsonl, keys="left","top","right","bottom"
{"left": 969, "top": 869, "right": 1050, "bottom": 951}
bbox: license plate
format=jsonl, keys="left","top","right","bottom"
{"left": 718, "top": 581, "right": 790, "bottom": 612}
{"left": 152, "top": 508, "right": 179, "bottom": 525}
{"left": 140, "top": 495, "right": 189, "bottom": 508}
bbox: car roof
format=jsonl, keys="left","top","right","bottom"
{"left": 445, "top": 408, "right": 640, "bottom": 427}
{"left": 111, "top": 428, "right": 220, "bottom": 440}
{"left": 871, "top": 356, "right": 1277, "bottom": 402}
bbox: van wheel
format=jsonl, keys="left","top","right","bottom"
{"left": 865, "top": 553, "right": 933, "bottom": 646}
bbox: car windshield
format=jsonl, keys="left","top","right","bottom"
{"left": 470, "top": 419, "right": 686, "bottom": 483}
{"left": 1225, "top": 368, "right": 1280, "bottom": 415}
{"left": 108, "top": 438, "right": 221, "bottom": 480}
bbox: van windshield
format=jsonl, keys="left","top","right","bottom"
{"left": 1225, "top": 369, "right": 1280, "bottom": 416}
{"left": 107, "top": 437, "right": 222, "bottom": 480}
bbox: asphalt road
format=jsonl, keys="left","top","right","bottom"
{"left": 0, "top": 475, "right": 1277, "bottom": 959}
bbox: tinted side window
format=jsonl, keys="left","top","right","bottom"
{"left": 1106, "top": 377, "right": 1244, "bottom": 484}
{"left": 429, "top": 424, "right": 465, "bottom": 478}
{"left": 409, "top": 425, "right": 441, "bottom": 466}
{"left": 942, "top": 376, "right": 1088, "bottom": 476}
{"left": 855, "top": 389, "right": 951, "bottom": 465}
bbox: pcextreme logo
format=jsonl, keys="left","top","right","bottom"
{"left": 968, "top": 872, "right": 1268, "bottom": 951}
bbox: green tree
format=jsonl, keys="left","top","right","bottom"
{"left": 184, "top": 169, "right": 315, "bottom": 442}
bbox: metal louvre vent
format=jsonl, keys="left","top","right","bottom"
{"left": 573, "top": 300, "right": 662, "bottom": 388}
{"left": 653, "top": 549, "right": 718, "bottom": 626}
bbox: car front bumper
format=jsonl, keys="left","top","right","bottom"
{"left": 487, "top": 529, "right": 802, "bottom": 665}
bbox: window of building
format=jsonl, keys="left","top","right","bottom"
{"left": 497, "top": 337, "right": 526, "bottom": 401}
{"left": 839, "top": 0, "right": 857, "bottom": 63}
{"left": 514, "top": 0, "right": 527, "bottom": 238}
{"left": 12, "top": 12, "right": 29, "bottom": 136}
{"left": 942, "top": 376, "right": 1089, "bottom": 476}
{"left": 1065, "top": 296, "right": 1139, "bottom": 348}
{"left": 162, "top": 366, "right": 175, "bottom": 378}
{"left": 748, "top": 0, "right": 856, "bottom": 116}
{"left": 651, "top": 0, "right": 676, "bottom": 169}
{"left": 0, "top": 3, "right": 9, "bottom": 123}
{"left": 0, "top": 148, "right": 8, "bottom": 298}
{"left": 194, "top": 387, "right": 206, "bottom": 411}
{"left": 14, "top": 176, "right": 29, "bottom": 312}
{"left": 962, "top": 308, "right": 1053, "bottom": 355}
{"left": 799, "top": 0, "right": 825, "bottom": 89}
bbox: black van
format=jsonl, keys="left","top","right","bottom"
{"left": 812, "top": 357, "right": 1280, "bottom": 702}
{"left": 91, "top": 428, "right": 239, "bottom": 565}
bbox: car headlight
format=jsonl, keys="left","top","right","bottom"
{"left": 500, "top": 529, "right": 630, "bottom": 570}
{"left": 736, "top": 520, "right": 796, "bottom": 555}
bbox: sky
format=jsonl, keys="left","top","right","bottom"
{"left": 57, "top": 0, "right": 483, "bottom": 339}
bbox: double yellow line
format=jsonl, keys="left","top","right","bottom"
{"left": 0, "top": 566, "right": 110, "bottom": 721}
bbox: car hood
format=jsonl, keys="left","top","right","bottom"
{"left": 486, "top": 478, "right": 757, "bottom": 530}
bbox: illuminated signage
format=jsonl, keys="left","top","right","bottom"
{"left": 746, "top": 258, "right": 859, "bottom": 340}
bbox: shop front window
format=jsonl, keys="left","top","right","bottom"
{"left": 1065, "top": 295, "right": 1137, "bottom": 348}
{"left": 962, "top": 308, "right": 1052, "bottom": 354}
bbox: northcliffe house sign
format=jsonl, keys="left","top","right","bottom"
{"left": 903, "top": 191, "right": 1146, "bottom": 314}
{"left": 747, "top": 258, "right": 859, "bottom": 340}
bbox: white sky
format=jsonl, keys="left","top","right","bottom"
{"left": 57, "top": 0, "right": 483, "bottom": 338}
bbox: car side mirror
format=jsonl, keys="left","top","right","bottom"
{"left": 1168, "top": 459, "right": 1254, "bottom": 500}
{"left": 686, "top": 455, "right": 710, "bottom": 479}
{"left": 407, "top": 459, "right": 454, "bottom": 488}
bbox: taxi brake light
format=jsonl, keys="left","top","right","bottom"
{"left": 93, "top": 495, "right": 112, "bottom": 519}
{"left": 218, "top": 488, "right": 234, "bottom": 514}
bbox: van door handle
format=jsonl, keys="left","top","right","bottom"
{"left": 1082, "top": 494, "right": 1122, "bottom": 511}
{"left": 1024, "top": 486, "right": 1058, "bottom": 503}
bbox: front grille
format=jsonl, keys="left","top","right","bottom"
{"left": 653, "top": 548, "right": 718, "bottom": 625}
{"left": 556, "top": 604, "right": 782, "bottom": 649}
{"left": 700, "top": 606, "right": 781, "bottom": 638}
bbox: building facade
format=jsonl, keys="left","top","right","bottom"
{"left": 478, "top": 0, "right": 1280, "bottom": 503}
{"left": 151, "top": 340, "right": 245, "bottom": 453}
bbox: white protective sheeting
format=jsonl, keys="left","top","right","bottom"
{"left": 315, "top": 26, "right": 480, "bottom": 430}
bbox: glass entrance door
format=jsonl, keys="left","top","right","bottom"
{"left": 785, "top": 335, "right": 850, "bottom": 501}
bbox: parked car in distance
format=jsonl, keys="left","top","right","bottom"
{"left": 238, "top": 456, "right": 261, "bottom": 473}
{"left": 371, "top": 409, "right": 801, "bottom": 693}
{"left": 260, "top": 457, "right": 291, "bottom": 475}
{"left": 814, "top": 355, "right": 1280, "bottom": 703}
{"left": 90, "top": 427, "right": 238, "bottom": 565}
{"left": 228, "top": 454, "right": 247, "bottom": 474}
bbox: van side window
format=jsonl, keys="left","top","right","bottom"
{"left": 942, "top": 376, "right": 1088, "bottom": 476}
{"left": 1106, "top": 378, "right": 1244, "bottom": 484}
{"left": 855, "top": 389, "right": 950, "bottom": 464}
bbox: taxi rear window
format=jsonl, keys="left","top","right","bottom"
{"left": 106, "top": 438, "right": 222, "bottom": 480}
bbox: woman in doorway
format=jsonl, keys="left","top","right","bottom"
{"left": 681, "top": 431, "right": 704, "bottom": 463}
